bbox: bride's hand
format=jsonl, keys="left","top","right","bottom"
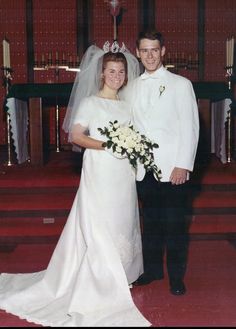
{"left": 104, "top": 147, "right": 127, "bottom": 159}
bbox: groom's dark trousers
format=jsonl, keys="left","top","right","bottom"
{"left": 136, "top": 171, "right": 189, "bottom": 284}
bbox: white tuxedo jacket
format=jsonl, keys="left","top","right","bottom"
{"left": 120, "top": 65, "right": 199, "bottom": 182}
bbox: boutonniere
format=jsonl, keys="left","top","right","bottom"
{"left": 159, "top": 85, "right": 165, "bottom": 97}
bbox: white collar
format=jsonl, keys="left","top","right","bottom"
{"left": 141, "top": 65, "right": 166, "bottom": 80}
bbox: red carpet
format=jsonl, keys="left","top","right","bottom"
{"left": 0, "top": 240, "right": 236, "bottom": 327}
{"left": 0, "top": 151, "right": 236, "bottom": 252}
{"left": 1, "top": 150, "right": 236, "bottom": 326}
{"left": 1, "top": 151, "right": 236, "bottom": 240}
{"left": 0, "top": 151, "right": 81, "bottom": 189}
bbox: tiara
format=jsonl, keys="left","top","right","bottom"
{"left": 103, "top": 41, "right": 126, "bottom": 53}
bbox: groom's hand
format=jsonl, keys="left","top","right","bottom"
{"left": 169, "top": 167, "right": 188, "bottom": 185}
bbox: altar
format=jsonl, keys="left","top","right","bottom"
{"left": 5, "top": 83, "right": 73, "bottom": 165}
{"left": 5, "top": 81, "right": 232, "bottom": 166}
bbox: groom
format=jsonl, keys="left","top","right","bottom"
{"left": 121, "top": 29, "right": 199, "bottom": 295}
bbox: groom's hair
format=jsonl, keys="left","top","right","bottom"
{"left": 136, "top": 29, "right": 165, "bottom": 49}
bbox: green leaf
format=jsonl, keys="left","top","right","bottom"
{"left": 106, "top": 140, "right": 113, "bottom": 148}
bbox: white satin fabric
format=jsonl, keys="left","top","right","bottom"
{"left": 0, "top": 96, "right": 150, "bottom": 327}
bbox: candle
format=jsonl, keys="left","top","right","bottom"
{"left": 2, "top": 38, "right": 10, "bottom": 68}
{"left": 76, "top": 55, "right": 80, "bottom": 67}
{"left": 55, "top": 51, "right": 59, "bottom": 65}
{"left": 229, "top": 38, "right": 232, "bottom": 67}
{"left": 226, "top": 37, "right": 234, "bottom": 67}
{"left": 231, "top": 37, "right": 234, "bottom": 67}
{"left": 226, "top": 39, "right": 228, "bottom": 67}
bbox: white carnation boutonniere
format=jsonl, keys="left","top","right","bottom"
{"left": 159, "top": 85, "right": 165, "bottom": 97}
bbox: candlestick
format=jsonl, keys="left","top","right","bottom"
{"left": 48, "top": 52, "right": 52, "bottom": 66}
{"left": 105, "top": 0, "right": 121, "bottom": 41}
{"left": 55, "top": 51, "right": 59, "bottom": 66}
{"left": 113, "top": 15, "right": 117, "bottom": 41}
{"left": 2, "top": 38, "right": 14, "bottom": 166}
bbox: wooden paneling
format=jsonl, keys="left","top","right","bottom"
{"left": 205, "top": 0, "right": 236, "bottom": 81}
{"left": 29, "top": 98, "right": 43, "bottom": 165}
{"left": 1, "top": 1, "right": 236, "bottom": 147}
{"left": 0, "top": 0, "right": 27, "bottom": 145}
{"left": 197, "top": 99, "right": 212, "bottom": 162}
{"left": 91, "top": 0, "right": 140, "bottom": 54}
{"left": 155, "top": 0, "right": 198, "bottom": 82}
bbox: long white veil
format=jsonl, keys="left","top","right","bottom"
{"left": 62, "top": 42, "right": 140, "bottom": 136}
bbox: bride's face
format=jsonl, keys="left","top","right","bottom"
{"left": 103, "top": 61, "right": 126, "bottom": 91}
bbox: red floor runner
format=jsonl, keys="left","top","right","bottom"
{"left": 1, "top": 152, "right": 236, "bottom": 326}
{"left": 0, "top": 240, "right": 236, "bottom": 327}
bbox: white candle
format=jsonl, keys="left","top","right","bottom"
{"left": 229, "top": 37, "right": 232, "bottom": 66}
{"left": 226, "top": 38, "right": 229, "bottom": 67}
{"left": 227, "top": 36, "right": 235, "bottom": 67}
{"left": 2, "top": 38, "right": 10, "bottom": 68}
{"left": 231, "top": 37, "right": 234, "bottom": 67}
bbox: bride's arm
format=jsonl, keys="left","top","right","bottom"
{"left": 70, "top": 123, "right": 104, "bottom": 150}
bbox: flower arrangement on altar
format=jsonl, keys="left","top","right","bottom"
{"left": 98, "top": 120, "right": 162, "bottom": 180}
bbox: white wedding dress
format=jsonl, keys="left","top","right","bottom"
{"left": 0, "top": 96, "right": 151, "bottom": 327}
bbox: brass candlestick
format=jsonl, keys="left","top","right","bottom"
{"left": 225, "top": 66, "right": 234, "bottom": 163}
{"left": 2, "top": 67, "right": 14, "bottom": 166}
{"left": 33, "top": 54, "right": 80, "bottom": 153}
{"left": 226, "top": 109, "right": 232, "bottom": 163}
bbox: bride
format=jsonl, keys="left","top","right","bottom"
{"left": 0, "top": 45, "right": 151, "bottom": 327}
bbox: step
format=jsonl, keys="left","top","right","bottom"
{"left": 1, "top": 189, "right": 236, "bottom": 217}
{"left": 1, "top": 215, "right": 236, "bottom": 237}
{"left": 0, "top": 214, "right": 236, "bottom": 248}
{"left": 0, "top": 165, "right": 81, "bottom": 189}
{"left": 0, "top": 217, "right": 66, "bottom": 236}
{"left": 0, "top": 191, "right": 76, "bottom": 217}
{"left": 0, "top": 217, "right": 67, "bottom": 250}
{"left": 188, "top": 214, "right": 236, "bottom": 234}
{"left": 190, "top": 190, "right": 236, "bottom": 214}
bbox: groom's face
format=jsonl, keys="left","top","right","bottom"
{"left": 136, "top": 39, "right": 165, "bottom": 74}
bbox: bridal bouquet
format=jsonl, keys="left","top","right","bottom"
{"left": 98, "top": 120, "right": 162, "bottom": 180}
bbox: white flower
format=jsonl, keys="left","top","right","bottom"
{"left": 98, "top": 120, "right": 162, "bottom": 180}
{"left": 159, "top": 85, "right": 165, "bottom": 97}
{"left": 113, "top": 121, "right": 120, "bottom": 129}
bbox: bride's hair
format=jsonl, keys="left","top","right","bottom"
{"left": 101, "top": 52, "right": 128, "bottom": 89}
{"left": 63, "top": 45, "right": 140, "bottom": 135}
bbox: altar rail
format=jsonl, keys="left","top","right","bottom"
{"left": 5, "top": 82, "right": 232, "bottom": 166}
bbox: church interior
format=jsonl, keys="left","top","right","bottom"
{"left": 0, "top": 0, "right": 236, "bottom": 327}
